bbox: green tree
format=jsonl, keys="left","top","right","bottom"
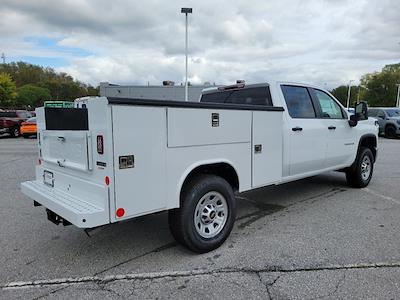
{"left": 87, "top": 85, "right": 99, "bottom": 96}
{"left": 330, "top": 85, "right": 358, "bottom": 106}
{"left": 0, "top": 61, "right": 95, "bottom": 101}
{"left": 360, "top": 63, "right": 400, "bottom": 106}
{"left": 16, "top": 84, "right": 51, "bottom": 108}
{"left": 0, "top": 72, "right": 17, "bottom": 108}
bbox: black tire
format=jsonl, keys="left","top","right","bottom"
{"left": 385, "top": 125, "right": 396, "bottom": 139}
{"left": 346, "top": 147, "right": 374, "bottom": 188}
{"left": 23, "top": 134, "right": 30, "bottom": 139}
{"left": 169, "top": 174, "right": 236, "bottom": 253}
{"left": 10, "top": 127, "right": 20, "bottom": 138}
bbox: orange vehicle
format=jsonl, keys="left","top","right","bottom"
{"left": 20, "top": 117, "right": 37, "bottom": 138}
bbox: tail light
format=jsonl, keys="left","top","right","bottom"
{"left": 97, "top": 135, "right": 104, "bottom": 154}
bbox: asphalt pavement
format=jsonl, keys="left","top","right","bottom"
{"left": 0, "top": 135, "right": 399, "bottom": 299}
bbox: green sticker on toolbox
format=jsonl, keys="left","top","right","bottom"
{"left": 44, "top": 101, "right": 74, "bottom": 108}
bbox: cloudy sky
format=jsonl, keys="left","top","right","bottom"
{"left": 1, "top": 0, "right": 399, "bottom": 88}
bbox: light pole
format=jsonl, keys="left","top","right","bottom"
{"left": 346, "top": 79, "right": 354, "bottom": 109}
{"left": 396, "top": 83, "right": 400, "bottom": 108}
{"left": 1, "top": 53, "right": 5, "bottom": 64}
{"left": 181, "top": 7, "right": 192, "bottom": 102}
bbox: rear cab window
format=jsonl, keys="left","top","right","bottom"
{"left": 201, "top": 86, "right": 273, "bottom": 106}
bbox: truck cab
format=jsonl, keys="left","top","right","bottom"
{"left": 200, "top": 81, "right": 378, "bottom": 181}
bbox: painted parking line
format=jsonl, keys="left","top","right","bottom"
{"left": 363, "top": 188, "right": 400, "bottom": 206}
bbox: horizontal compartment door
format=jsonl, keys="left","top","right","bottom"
{"left": 41, "top": 130, "right": 92, "bottom": 171}
{"left": 167, "top": 108, "right": 251, "bottom": 148}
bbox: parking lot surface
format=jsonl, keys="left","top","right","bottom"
{"left": 0, "top": 136, "right": 399, "bottom": 299}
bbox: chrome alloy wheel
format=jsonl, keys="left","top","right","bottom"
{"left": 361, "top": 155, "right": 371, "bottom": 181}
{"left": 194, "top": 191, "right": 228, "bottom": 239}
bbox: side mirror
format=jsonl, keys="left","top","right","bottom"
{"left": 355, "top": 101, "right": 368, "bottom": 120}
{"left": 349, "top": 114, "right": 358, "bottom": 127}
{"left": 348, "top": 101, "right": 368, "bottom": 127}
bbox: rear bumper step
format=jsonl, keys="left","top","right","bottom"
{"left": 21, "top": 180, "right": 109, "bottom": 228}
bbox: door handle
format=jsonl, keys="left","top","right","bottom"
{"left": 292, "top": 127, "right": 303, "bottom": 132}
{"left": 328, "top": 126, "right": 336, "bottom": 130}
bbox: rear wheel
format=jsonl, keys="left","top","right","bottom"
{"left": 169, "top": 174, "right": 236, "bottom": 253}
{"left": 346, "top": 147, "right": 374, "bottom": 188}
{"left": 23, "top": 134, "right": 30, "bottom": 139}
{"left": 10, "top": 127, "right": 20, "bottom": 138}
{"left": 385, "top": 125, "right": 396, "bottom": 139}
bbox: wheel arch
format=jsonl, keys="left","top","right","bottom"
{"left": 178, "top": 160, "right": 240, "bottom": 201}
{"left": 357, "top": 134, "right": 377, "bottom": 162}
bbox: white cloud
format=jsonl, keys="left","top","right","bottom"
{"left": 1, "top": 0, "right": 399, "bottom": 88}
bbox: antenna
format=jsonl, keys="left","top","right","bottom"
{"left": 1, "top": 53, "right": 5, "bottom": 64}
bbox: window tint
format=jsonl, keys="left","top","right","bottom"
{"left": 368, "top": 109, "right": 377, "bottom": 117}
{"left": 201, "top": 87, "right": 272, "bottom": 106}
{"left": 377, "top": 110, "right": 386, "bottom": 119}
{"left": 0, "top": 112, "right": 17, "bottom": 118}
{"left": 314, "top": 90, "right": 344, "bottom": 119}
{"left": 281, "top": 85, "right": 316, "bottom": 118}
{"left": 385, "top": 109, "right": 400, "bottom": 117}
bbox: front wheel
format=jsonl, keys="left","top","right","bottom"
{"left": 385, "top": 125, "right": 397, "bottom": 139}
{"left": 346, "top": 147, "right": 374, "bottom": 188}
{"left": 168, "top": 174, "right": 236, "bottom": 253}
{"left": 10, "top": 127, "right": 20, "bottom": 138}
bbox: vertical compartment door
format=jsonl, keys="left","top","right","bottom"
{"left": 252, "top": 111, "right": 283, "bottom": 187}
{"left": 112, "top": 106, "right": 167, "bottom": 219}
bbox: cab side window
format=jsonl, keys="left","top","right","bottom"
{"left": 368, "top": 109, "right": 377, "bottom": 117}
{"left": 377, "top": 110, "right": 385, "bottom": 119}
{"left": 314, "top": 90, "right": 344, "bottom": 119}
{"left": 281, "top": 85, "right": 316, "bottom": 118}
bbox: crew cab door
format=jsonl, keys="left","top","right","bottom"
{"left": 310, "top": 89, "right": 356, "bottom": 167}
{"left": 281, "top": 85, "right": 327, "bottom": 176}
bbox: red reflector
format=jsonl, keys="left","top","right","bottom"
{"left": 97, "top": 135, "right": 104, "bottom": 154}
{"left": 105, "top": 176, "right": 110, "bottom": 186}
{"left": 116, "top": 208, "right": 125, "bottom": 218}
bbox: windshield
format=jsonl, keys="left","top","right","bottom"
{"left": 385, "top": 109, "right": 400, "bottom": 117}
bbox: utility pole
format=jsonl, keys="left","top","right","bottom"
{"left": 346, "top": 79, "right": 354, "bottom": 109}
{"left": 396, "top": 83, "right": 400, "bottom": 108}
{"left": 181, "top": 8, "right": 192, "bottom": 102}
{"left": 1, "top": 53, "right": 5, "bottom": 64}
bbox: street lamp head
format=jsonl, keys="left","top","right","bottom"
{"left": 181, "top": 7, "right": 192, "bottom": 14}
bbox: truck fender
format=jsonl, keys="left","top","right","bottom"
{"left": 175, "top": 159, "right": 240, "bottom": 206}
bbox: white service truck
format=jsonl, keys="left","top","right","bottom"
{"left": 21, "top": 81, "right": 378, "bottom": 253}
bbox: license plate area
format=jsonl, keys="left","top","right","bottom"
{"left": 43, "top": 170, "right": 54, "bottom": 187}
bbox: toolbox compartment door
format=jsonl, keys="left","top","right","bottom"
{"left": 251, "top": 111, "right": 283, "bottom": 187}
{"left": 41, "top": 130, "right": 92, "bottom": 172}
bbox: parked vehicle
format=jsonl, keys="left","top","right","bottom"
{"left": 20, "top": 117, "right": 37, "bottom": 138}
{"left": 368, "top": 107, "right": 400, "bottom": 138}
{"left": 0, "top": 110, "right": 30, "bottom": 137}
{"left": 21, "top": 82, "right": 378, "bottom": 253}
